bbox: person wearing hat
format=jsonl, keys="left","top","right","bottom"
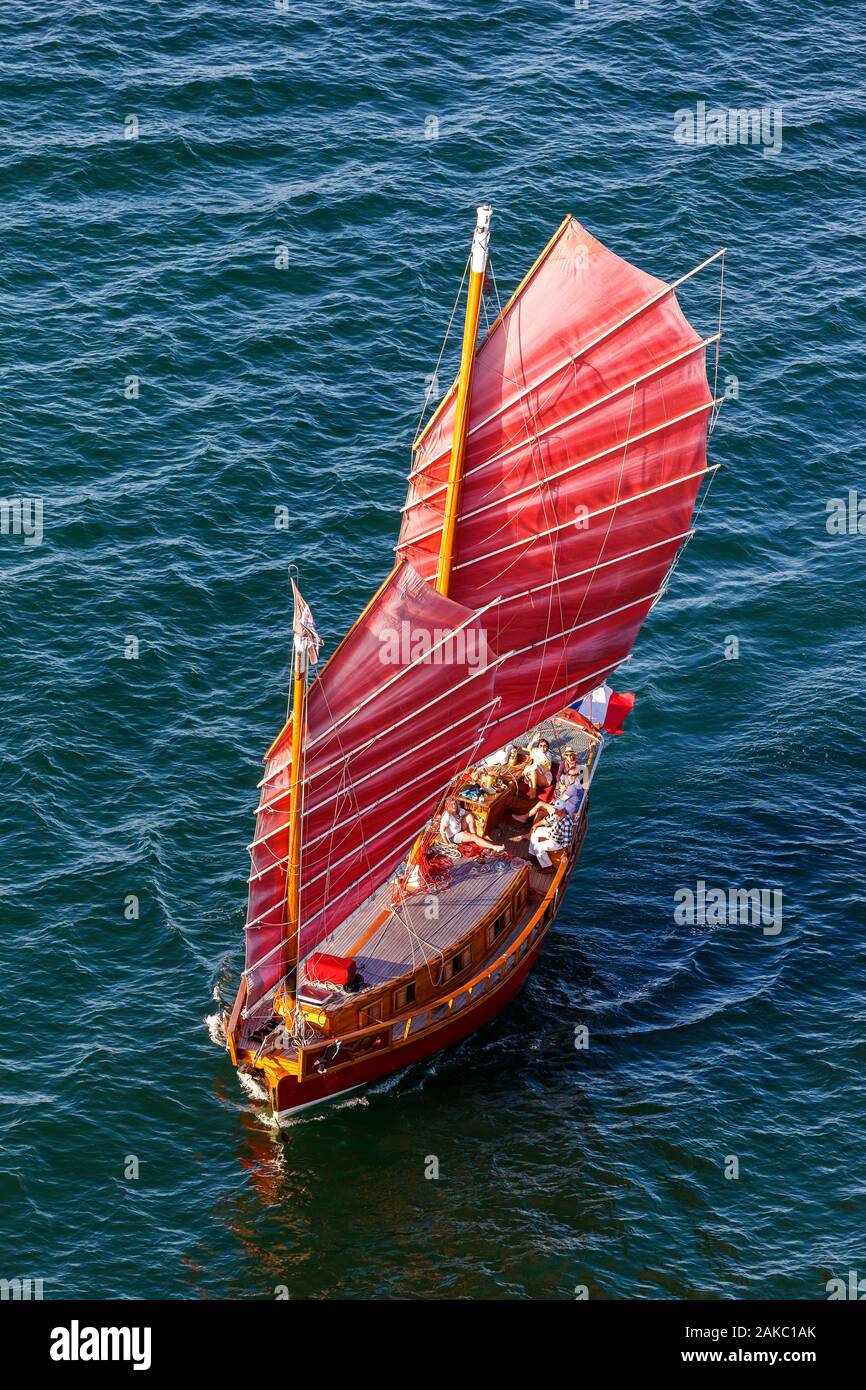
{"left": 523, "top": 735, "right": 553, "bottom": 797}
{"left": 514, "top": 747, "right": 585, "bottom": 821}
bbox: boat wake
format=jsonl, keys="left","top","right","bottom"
{"left": 204, "top": 1011, "right": 226, "bottom": 1048}
{"left": 236, "top": 1068, "right": 270, "bottom": 1106}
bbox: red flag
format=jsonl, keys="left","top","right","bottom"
{"left": 602, "top": 691, "right": 636, "bottom": 735}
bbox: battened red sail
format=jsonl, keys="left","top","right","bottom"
{"left": 242, "top": 215, "right": 716, "bottom": 1011}
{"left": 243, "top": 563, "right": 497, "bottom": 1009}
{"left": 397, "top": 215, "right": 715, "bottom": 747}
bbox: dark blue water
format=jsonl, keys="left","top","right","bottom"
{"left": 1, "top": 0, "right": 864, "bottom": 1299}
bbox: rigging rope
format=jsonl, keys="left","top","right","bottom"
{"left": 709, "top": 250, "right": 726, "bottom": 435}
{"left": 656, "top": 258, "right": 727, "bottom": 599}
{"left": 411, "top": 252, "right": 471, "bottom": 458}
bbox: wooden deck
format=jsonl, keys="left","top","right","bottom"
{"left": 308, "top": 853, "right": 528, "bottom": 993}
{"left": 235, "top": 709, "right": 600, "bottom": 1057}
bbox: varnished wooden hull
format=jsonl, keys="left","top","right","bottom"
{"left": 273, "top": 913, "right": 546, "bottom": 1120}
{"left": 269, "top": 817, "right": 586, "bottom": 1123}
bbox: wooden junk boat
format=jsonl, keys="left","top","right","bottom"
{"left": 225, "top": 206, "right": 723, "bottom": 1123}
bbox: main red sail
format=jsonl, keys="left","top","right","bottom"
{"left": 242, "top": 215, "right": 714, "bottom": 1011}
{"left": 397, "top": 214, "right": 714, "bottom": 745}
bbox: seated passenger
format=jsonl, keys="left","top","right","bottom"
{"left": 524, "top": 735, "right": 553, "bottom": 796}
{"left": 549, "top": 747, "right": 587, "bottom": 813}
{"left": 439, "top": 797, "right": 506, "bottom": 853}
{"left": 529, "top": 804, "right": 574, "bottom": 869}
{"left": 514, "top": 749, "right": 586, "bottom": 822}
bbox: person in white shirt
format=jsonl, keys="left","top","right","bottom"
{"left": 439, "top": 797, "right": 506, "bottom": 852}
{"left": 481, "top": 742, "right": 516, "bottom": 768}
{"left": 514, "top": 747, "right": 585, "bottom": 820}
{"left": 523, "top": 735, "right": 553, "bottom": 796}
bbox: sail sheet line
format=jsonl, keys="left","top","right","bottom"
{"left": 407, "top": 248, "right": 726, "bottom": 484}
{"left": 411, "top": 251, "right": 471, "bottom": 454}
{"left": 709, "top": 249, "right": 727, "bottom": 434}
{"left": 260, "top": 591, "right": 501, "bottom": 787}
{"left": 399, "top": 397, "right": 718, "bottom": 553}
{"left": 249, "top": 688, "right": 503, "bottom": 853}
{"left": 401, "top": 333, "right": 720, "bottom": 515}
{"left": 247, "top": 727, "right": 497, "bottom": 889}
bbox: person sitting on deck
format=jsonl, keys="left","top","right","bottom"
{"left": 529, "top": 804, "right": 574, "bottom": 869}
{"left": 439, "top": 797, "right": 506, "bottom": 853}
{"left": 513, "top": 747, "right": 585, "bottom": 821}
{"left": 523, "top": 735, "right": 553, "bottom": 797}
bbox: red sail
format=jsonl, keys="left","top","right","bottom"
{"left": 397, "top": 215, "right": 714, "bottom": 746}
{"left": 243, "top": 563, "right": 497, "bottom": 1009}
{"left": 242, "top": 216, "right": 715, "bottom": 1010}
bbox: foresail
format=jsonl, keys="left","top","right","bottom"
{"left": 397, "top": 215, "right": 715, "bottom": 745}
{"left": 242, "top": 562, "right": 497, "bottom": 1010}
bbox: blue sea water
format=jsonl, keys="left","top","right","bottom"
{"left": 0, "top": 0, "right": 864, "bottom": 1300}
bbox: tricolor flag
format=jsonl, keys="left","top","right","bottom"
{"left": 576, "top": 683, "right": 636, "bottom": 735}
{"left": 291, "top": 576, "right": 322, "bottom": 667}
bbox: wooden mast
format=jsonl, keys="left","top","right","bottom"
{"left": 284, "top": 576, "right": 319, "bottom": 988}
{"left": 226, "top": 589, "right": 311, "bottom": 1055}
{"left": 284, "top": 637, "right": 307, "bottom": 968}
{"left": 435, "top": 203, "right": 492, "bottom": 596}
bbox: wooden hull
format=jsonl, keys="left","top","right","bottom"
{"left": 266, "top": 816, "right": 586, "bottom": 1123}
{"left": 231, "top": 717, "right": 601, "bottom": 1127}
{"left": 272, "top": 914, "right": 546, "bottom": 1121}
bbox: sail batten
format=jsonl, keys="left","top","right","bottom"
{"left": 398, "top": 397, "right": 718, "bottom": 553}
{"left": 402, "top": 333, "right": 719, "bottom": 510}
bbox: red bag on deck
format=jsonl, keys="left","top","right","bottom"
{"left": 304, "top": 952, "right": 357, "bottom": 987}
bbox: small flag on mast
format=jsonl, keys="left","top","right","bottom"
{"left": 291, "top": 576, "right": 322, "bottom": 667}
